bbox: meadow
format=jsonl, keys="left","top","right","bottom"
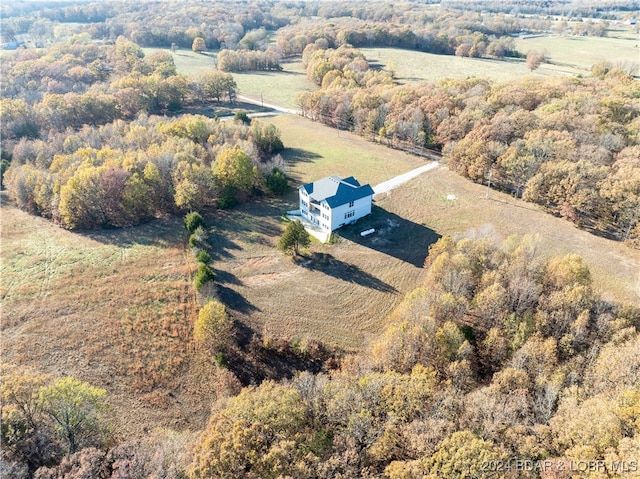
{"left": 360, "top": 47, "right": 568, "bottom": 82}
{"left": 0, "top": 197, "right": 219, "bottom": 437}
{"left": 514, "top": 32, "right": 639, "bottom": 76}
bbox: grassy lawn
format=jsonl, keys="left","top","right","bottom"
{"left": 265, "top": 115, "right": 428, "bottom": 186}
{"left": 206, "top": 197, "right": 430, "bottom": 351}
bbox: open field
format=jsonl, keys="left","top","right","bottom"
{"left": 144, "top": 47, "right": 218, "bottom": 76}
{"left": 232, "top": 59, "right": 316, "bottom": 110}
{"left": 265, "top": 115, "right": 428, "bottom": 185}
{"left": 149, "top": 47, "right": 316, "bottom": 110}
{"left": 361, "top": 47, "right": 570, "bottom": 82}
{"left": 373, "top": 165, "right": 640, "bottom": 305}
{"left": 206, "top": 197, "right": 433, "bottom": 351}
{"left": 0, "top": 198, "right": 221, "bottom": 438}
{"left": 514, "top": 34, "right": 639, "bottom": 75}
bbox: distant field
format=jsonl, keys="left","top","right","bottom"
{"left": 232, "top": 59, "right": 316, "bottom": 110}
{"left": 514, "top": 34, "right": 639, "bottom": 75}
{"left": 161, "top": 32, "right": 639, "bottom": 112}
{"left": 144, "top": 47, "right": 218, "bottom": 75}
{"left": 147, "top": 47, "right": 316, "bottom": 110}
{"left": 361, "top": 47, "right": 564, "bottom": 82}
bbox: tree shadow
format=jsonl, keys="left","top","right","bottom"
{"left": 217, "top": 284, "right": 260, "bottom": 315}
{"left": 337, "top": 205, "right": 442, "bottom": 268}
{"left": 296, "top": 252, "right": 397, "bottom": 293}
{"left": 280, "top": 147, "right": 322, "bottom": 165}
{"left": 213, "top": 269, "right": 243, "bottom": 286}
{"left": 83, "top": 216, "right": 184, "bottom": 248}
{"left": 206, "top": 228, "right": 243, "bottom": 260}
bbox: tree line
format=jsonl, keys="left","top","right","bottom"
{"left": 4, "top": 114, "right": 286, "bottom": 229}
{"left": 4, "top": 0, "right": 621, "bottom": 69}
{"left": 3, "top": 235, "right": 639, "bottom": 477}
{"left": 297, "top": 43, "right": 640, "bottom": 244}
{"left": 1, "top": 37, "right": 239, "bottom": 144}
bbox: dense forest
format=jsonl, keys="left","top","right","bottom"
{"left": 3, "top": 236, "right": 640, "bottom": 478}
{"left": 2, "top": 0, "right": 640, "bottom": 478}
{"left": 297, "top": 44, "right": 640, "bottom": 243}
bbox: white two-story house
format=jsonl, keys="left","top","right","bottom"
{"left": 298, "top": 176, "right": 375, "bottom": 232}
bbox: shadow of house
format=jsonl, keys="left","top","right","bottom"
{"left": 297, "top": 252, "right": 397, "bottom": 294}
{"left": 338, "top": 205, "right": 441, "bottom": 268}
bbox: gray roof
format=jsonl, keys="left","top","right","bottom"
{"left": 301, "top": 176, "right": 374, "bottom": 208}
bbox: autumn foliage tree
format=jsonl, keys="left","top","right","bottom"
{"left": 194, "top": 299, "right": 233, "bottom": 353}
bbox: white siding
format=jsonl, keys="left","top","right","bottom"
{"left": 298, "top": 185, "right": 372, "bottom": 232}
{"left": 329, "top": 195, "right": 372, "bottom": 231}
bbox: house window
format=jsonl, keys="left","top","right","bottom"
{"left": 349, "top": 201, "right": 354, "bottom": 207}
{"left": 344, "top": 210, "right": 355, "bottom": 219}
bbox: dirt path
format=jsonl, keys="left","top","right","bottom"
{"left": 373, "top": 161, "right": 441, "bottom": 194}
{"left": 236, "top": 95, "right": 300, "bottom": 115}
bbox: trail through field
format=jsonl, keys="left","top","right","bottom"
{"left": 373, "top": 161, "right": 441, "bottom": 194}
{"left": 236, "top": 95, "right": 300, "bottom": 114}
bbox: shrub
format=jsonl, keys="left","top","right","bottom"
{"left": 234, "top": 111, "right": 250, "bottom": 124}
{"left": 194, "top": 263, "right": 215, "bottom": 290}
{"left": 196, "top": 249, "right": 211, "bottom": 264}
{"left": 217, "top": 185, "right": 237, "bottom": 209}
{"left": 184, "top": 212, "right": 205, "bottom": 233}
{"left": 189, "top": 226, "right": 208, "bottom": 249}
{"left": 214, "top": 353, "right": 228, "bottom": 367}
{"left": 265, "top": 167, "right": 288, "bottom": 195}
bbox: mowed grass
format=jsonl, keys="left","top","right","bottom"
{"left": 265, "top": 115, "right": 427, "bottom": 185}
{"left": 232, "top": 59, "right": 316, "bottom": 110}
{"left": 375, "top": 165, "right": 640, "bottom": 305}
{"left": 0, "top": 200, "right": 220, "bottom": 437}
{"left": 514, "top": 33, "right": 639, "bottom": 75}
{"left": 206, "top": 197, "right": 430, "bottom": 351}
